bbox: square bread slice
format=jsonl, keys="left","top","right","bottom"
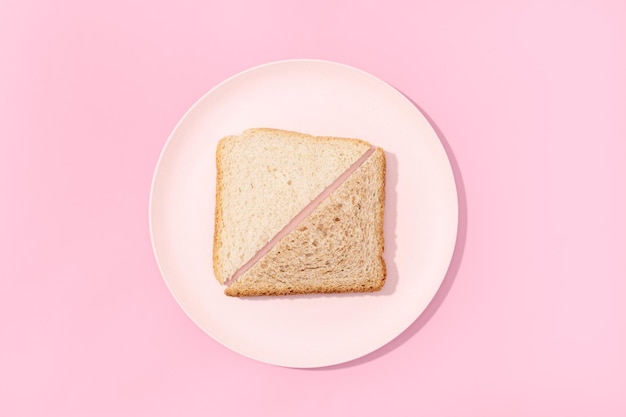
{"left": 224, "top": 148, "right": 386, "bottom": 296}
{"left": 213, "top": 128, "right": 372, "bottom": 286}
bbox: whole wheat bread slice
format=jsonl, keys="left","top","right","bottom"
{"left": 213, "top": 128, "right": 371, "bottom": 285}
{"left": 225, "top": 148, "right": 386, "bottom": 296}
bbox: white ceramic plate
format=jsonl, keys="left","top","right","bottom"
{"left": 149, "top": 59, "right": 458, "bottom": 368}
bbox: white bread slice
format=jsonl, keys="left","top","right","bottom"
{"left": 213, "top": 128, "right": 371, "bottom": 285}
{"left": 225, "top": 148, "right": 386, "bottom": 296}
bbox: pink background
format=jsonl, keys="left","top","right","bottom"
{"left": 1, "top": 0, "right": 625, "bottom": 415}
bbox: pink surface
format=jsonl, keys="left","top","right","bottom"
{"left": 1, "top": 0, "right": 625, "bottom": 415}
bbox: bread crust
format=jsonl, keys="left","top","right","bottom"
{"left": 212, "top": 136, "right": 230, "bottom": 284}
{"left": 243, "top": 127, "right": 371, "bottom": 149}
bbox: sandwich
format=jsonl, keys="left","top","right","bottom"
{"left": 213, "top": 128, "right": 386, "bottom": 296}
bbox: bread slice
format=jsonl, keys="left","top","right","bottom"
{"left": 213, "top": 128, "right": 371, "bottom": 285}
{"left": 225, "top": 148, "right": 386, "bottom": 296}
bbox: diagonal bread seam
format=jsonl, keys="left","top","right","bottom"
{"left": 224, "top": 146, "right": 377, "bottom": 287}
